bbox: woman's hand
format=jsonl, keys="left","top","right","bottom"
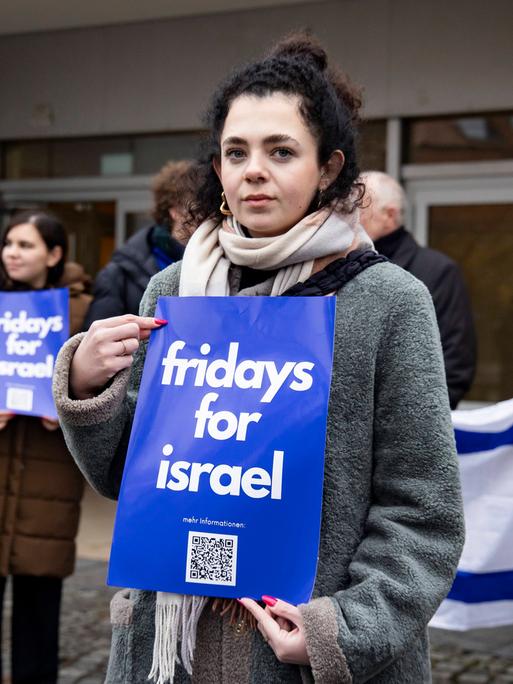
{"left": 0, "top": 411, "right": 14, "bottom": 431}
{"left": 41, "top": 416, "right": 60, "bottom": 431}
{"left": 239, "top": 596, "right": 310, "bottom": 666}
{"left": 70, "top": 315, "right": 167, "bottom": 400}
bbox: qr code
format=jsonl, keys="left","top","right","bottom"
{"left": 186, "top": 531, "right": 238, "bottom": 586}
{"left": 6, "top": 387, "right": 33, "bottom": 412}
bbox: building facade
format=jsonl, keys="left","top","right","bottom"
{"left": 1, "top": 0, "right": 512, "bottom": 403}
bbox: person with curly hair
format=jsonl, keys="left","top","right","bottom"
{"left": 84, "top": 160, "right": 194, "bottom": 327}
{"left": 53, "top": 33, "right": 463, "bottom": 683}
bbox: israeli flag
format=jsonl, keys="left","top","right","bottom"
{"left": 430, "top": 398, "right": 513, "bottom": 630}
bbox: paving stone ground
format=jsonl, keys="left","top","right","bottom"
{"left": 2, "top": 558, "right": 513, "bottom": 683}
{"left": 430, "top": 628, "right": 513, "bottom": 684}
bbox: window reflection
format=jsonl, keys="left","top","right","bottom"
{"left": 2, "top": 132, "right": 204, "bottom": 180}
{"left": 405, "top": 112, "right": 513, "bottom": 164}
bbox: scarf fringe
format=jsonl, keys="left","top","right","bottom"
{"left": 148, "top": 594, "right": 209, "bottom": 683}
{"left": 148, "top": 594, "right": 258, "bottom": 683}
{"left": 180, "top": 596, "right": 209, "bottom": 674}
{"left": 148, "top": 593, "right": 183, "bottom": 684}
{"left": 211, "top": 597, "right": 258, "bottom": 630}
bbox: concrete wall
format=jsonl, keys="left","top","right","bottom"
{"left": 1, "top": 0, "right": 512, "bottom": 139}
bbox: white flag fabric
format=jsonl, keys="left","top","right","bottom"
{"left": 430, "top": 398, "right": 513, "bottom": 631}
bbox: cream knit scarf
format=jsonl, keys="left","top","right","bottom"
{"left": 149, "top": 204, "right": 372, "bottom": 683}
{"left": 179, "top": 203, "right": 371, "bottom": 297}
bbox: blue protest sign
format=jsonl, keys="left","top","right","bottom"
{"left": 108, "top": 296, "right": 335, "bottom": 604}
{"left": 0, "top": 288, "right": 69, "bottom": 419}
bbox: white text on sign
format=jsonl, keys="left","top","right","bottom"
{"left": 156, "top": 444, "right": 284, "bottom": 500}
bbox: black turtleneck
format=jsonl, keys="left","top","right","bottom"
{"left": 239, "top": 266, "right": 278, "bottom": 290}
{"left": 373, "top": 226, "right": 407, "bottom": 259}
{"left": 237, "top": 225, "right": 278, "bottom": 290}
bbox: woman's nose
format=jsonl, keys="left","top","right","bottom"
{"left": 243, "top": 153, "right": 268, "bottom": 182}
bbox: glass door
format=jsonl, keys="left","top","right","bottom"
{"left": 1, "top": 199, "right": 116, "bottom": 279}
{"left": 428, "top": 203, "right": 513, "bottom": 402}
{"left": 116, "top": 197, "right": 153, "bottom": 245}
{"left": 46, "top": 201, "right": 116, "bottom": 277}
{"left": 406, "top": 173, "right": 513, "bottom": 404}
{"left": 0, "top": 176, "right": 152, "bottom": 279}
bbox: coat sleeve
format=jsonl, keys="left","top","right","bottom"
{"left": 84, "top": 262, "right": 128, "bottom": 329}
{"left": 53, "top": 276, "right": 163, "bottom": 499}
{"left": 299, "top": 282, "right": 465, "bottom": 683}
{"left": 430, "top": 261, "right": 477, "bottom": 408}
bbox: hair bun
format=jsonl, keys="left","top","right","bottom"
{"left": 269, "top": 32, "right": 327, "bottom": 72}
{"left": 269, "top": 31, "right": 362, "bottom": 124}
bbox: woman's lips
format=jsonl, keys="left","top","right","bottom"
{"left": 243, "top": 195, "right": 274, "bottom": 206}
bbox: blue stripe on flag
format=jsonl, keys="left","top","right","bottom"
{"left": 455, "top": 424, "right": 513, "bottom": 454}
{"left": 447, "top": 569, "right": 513, "bottom": 603}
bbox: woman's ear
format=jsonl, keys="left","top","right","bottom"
{"left": 46, "top": 245, "right": 63, "bottom": 268}
{"left": 168, "top": 207, "right": 181, "bottom": 224}
{"left": 212, "top": 157, "right": 222, "bottom": 181}
{"left": 320, "top": 150, "right": 345, "bottom": 190}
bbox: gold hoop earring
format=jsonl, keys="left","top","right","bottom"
{"left": 220, "top": 191, "right": 232, "bottom": 217}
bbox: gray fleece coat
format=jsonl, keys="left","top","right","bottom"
{"left": 53, "top": 261, "right": 464, "bottom": 683}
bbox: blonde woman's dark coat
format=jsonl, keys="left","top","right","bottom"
{"left": 0, "top": 264, "right": 91, "bottom": 578}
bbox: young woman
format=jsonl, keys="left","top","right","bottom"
{"left": 53, "top": 35, "right": 464, "bottom": 683}
{"left": 0, "top": 211, "right": 91, "bottom": 684}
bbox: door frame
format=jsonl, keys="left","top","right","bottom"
{"left": 0, "top": 175, "right": 153, "bottom": 248}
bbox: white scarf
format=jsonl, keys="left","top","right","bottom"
{"left": 179, "top": 205, "right": 372, "bottom": 297}
{"left": 149, "top": 205, "right": 372, "bottom": 683}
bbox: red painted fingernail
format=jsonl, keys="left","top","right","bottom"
{"left": 262, "top": 595, "right": 277, "bottom": 607}
{"left": 154, "top": 319, "right": 168, "bottom": 325}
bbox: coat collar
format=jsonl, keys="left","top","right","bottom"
{"left": 374, "top": 227, "right": 419, "bottom": 270}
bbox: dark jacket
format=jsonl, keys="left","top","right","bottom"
{"left": 0, "top": 264, "right": 91, "bottom": 577}
{"left": 84, "top": 225, "right": 184, "bottom": 327}
{"left": 375, "top": 227, "right": 476, "bottom": 408}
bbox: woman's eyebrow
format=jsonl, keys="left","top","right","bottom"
{"left": 222, "top": 134, "right": 300, "bottom": 147}
{"left": 222, "top": 136, "right": 247, "bottom": 147}
{"left": 263, "top": 134, "right": 300, "bottom": 145}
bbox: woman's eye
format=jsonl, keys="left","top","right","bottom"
{"left": 272, "top": 148, "right": 293, "bottom": 160}
{"left": 226, "top": 149, "right": 246, "bottom": 160}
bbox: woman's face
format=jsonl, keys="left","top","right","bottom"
{"left": 2, "top": 222, "right": 61, "bottom": 288}
{"left": 215, "top": 93, "right": 326, "bottom": 237}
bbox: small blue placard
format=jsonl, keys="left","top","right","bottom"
{"left": 108, "top": 296, "right": 335, "bottom": 604}
{"left": 0, "top": 289, "right": 69, "bottom": 420}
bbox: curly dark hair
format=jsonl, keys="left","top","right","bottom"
{"left": 152, "top": 160, "right": 195, "bottom": 224}
{"left": 1, "top": 210, "right": 68, "bottom": 287}
{"left": 188, "top": 32, "right": 364, "bottom": 227}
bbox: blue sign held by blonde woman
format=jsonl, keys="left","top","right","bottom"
{"left": 108, "top": 295, "right": 335, "bottom": 604}
{"left": 0, "top": 288, "right": 69, "bottom": 419}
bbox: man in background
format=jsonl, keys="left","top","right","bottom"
{"left": 360, "top": 170, "right": 476, "bottom": 408}
{"left": 85, "top": 160, "right": 194, "bottom": 327}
